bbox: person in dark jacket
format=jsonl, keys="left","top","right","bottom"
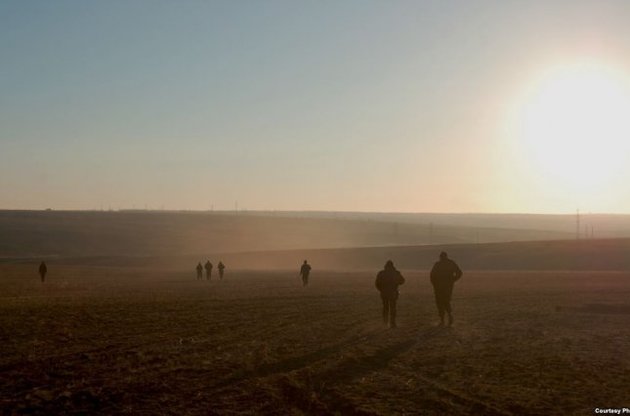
{"left": 430, "top": 251, "right": 463, "bottom": 326}
{"left": 300, "top": 260, "right": 311, "bottom": 286}
{"left": 375, "top": 260, "right": 405, "bottom": 328}
{"left": 204, "top": 261, "right": 213, "bottom": 280}
{"left": 38, "top": 261, "right": 47, "bottom": 283}
{"left": 217, "top": 261, "right": 225, "bottom": 280}
{"left": 196, "top": 262, "right": 203, "bottom": 280}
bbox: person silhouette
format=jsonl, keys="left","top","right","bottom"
{"left": 430, "top": 251, "right": 462, "bottom": 326}
{"left": 196, "top": 263, "right": 203, "bottom": 280}
{"left": 38, "top": 261, "right": 47, "bottom": 283}
{"left": 217, "top": 261, "right": 225, "bottom": 280}
{"left": 375, "top": 260, "right": 405, "bottom": 328}
{"left": 300, "top": 260, "right": 311, "bottom": 286}
{"left": 204, "top": 261, "right": 213, "bottom": 280}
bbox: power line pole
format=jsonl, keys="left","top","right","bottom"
{"left": 576, "top": 209, "right": 581, "bottom": 240}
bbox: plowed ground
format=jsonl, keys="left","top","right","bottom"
{"left": 1, "top": 265, "right": 629, "bottom": 415}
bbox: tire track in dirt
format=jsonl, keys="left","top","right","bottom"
{"left": 64, "top": 317, "right": 382, "bottom": 414}
{"left": 407, "top": 329, "right": 513, "bottom": 415}
{"left": 1, "top": 308, "right": 373, "bottom": 414}
{"left": 129, "top": 316, "right": 379, "bottom": 387}
{"left": 207, "top": 324, "right": 381, "bottom": 391}
{"left": 265, "top": 326, "right": 512, "bottom": 415}
{"left": 405, "top": 372, "right": 512, "bottom": 416}
{"left": 306, "top": 336, "right": 419, "bottom": 415}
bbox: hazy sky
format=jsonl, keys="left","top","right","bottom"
{"left": 2, "top": 1, "right": 630, "bottom": 213}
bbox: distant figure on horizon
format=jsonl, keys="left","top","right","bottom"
{"left": 218, "top": 261, "right": 225, "bottom": 280}
{"left": 430, "top": 251, "right": 462, "bottom": 326}
{"left": 375, "top": 260, "right": 405, "bottom": 328}
{"left": 196, "top": 262, "right": 203, "bottom": 280}
{"left": 205, "top": 261, "right": 213, "bottom": 280}
{"left": 300, "top": 260, "right": 311, "bottom": 286}
{"left": 38, "top": 261, "right": 47, "bottom": 283}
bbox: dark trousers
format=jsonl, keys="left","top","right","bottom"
{"left": 302, "top": 273, "right": 309, "bottom": 286}
{"left": 40, "top": 273, "right": 46, "bottom": 283}
{"left": 381, "top": 295, "right": 397, "bottom": 326}
{"left": 206, "top": 271, "right": 211, "bottom": 280}
{"left": 433, "top": 284, "right": 454, "bottom": 318}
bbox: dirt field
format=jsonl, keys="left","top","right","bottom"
{"left": 1, "top": 264, "right": 629, "bottom": 415}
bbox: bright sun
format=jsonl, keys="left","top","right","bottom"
{"left": 513, "top": 61, "right": 630, "bottom": 194}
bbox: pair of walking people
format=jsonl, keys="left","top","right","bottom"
{"left": 375, "top": 252, "right": 462, "bottom": 328}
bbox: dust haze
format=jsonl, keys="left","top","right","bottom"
{"left": 2, "top": 210, "right": 630, "bottom": 414}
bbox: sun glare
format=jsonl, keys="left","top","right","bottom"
{"left": 512, "top": 62, "right": 630, "bottom": 194}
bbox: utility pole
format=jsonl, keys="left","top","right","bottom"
{"left": 576, "top": 209, "right": 581, "bottom": 240}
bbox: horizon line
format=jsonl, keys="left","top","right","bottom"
{"left": 0, "top": 208, "right": 628, "bottom": 217}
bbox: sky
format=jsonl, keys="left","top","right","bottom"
{"left": 2, "top": 1, "right": 630, "bottom": 213}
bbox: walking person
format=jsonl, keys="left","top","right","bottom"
{"left": 204, "top": 260, "right": 213, "bottom": 280}
{"left": 217, "top": 261, "right": 225, "bottom": 280}
{"left": 375, "top": 260, "right": 405, "bottom": 328}
{"left": 430, "top": 251, "right": 463, "bottom": 326}
{"left": 196, "top": 262, "right": 203, "bottom": 280}
{"left": 38, "top": 261, "right": 47, "bottom": 283}
{"left": 300, "top": 260, "right": 311, "bottom": 286}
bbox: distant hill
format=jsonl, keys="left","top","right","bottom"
{"left": 0, "top": 210, "right": 575, "bottom": 259}
{"left": 250, "top": 211, "right": 630, "bottom": 237}
{"left": 36, "top": 238, "right": 630, "bottom": 272}
{"left": 209, "top": 238, "right": 630, "bottom": 272}
{"left": 2, "top": 209, "right": 627, "bottom": 271}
